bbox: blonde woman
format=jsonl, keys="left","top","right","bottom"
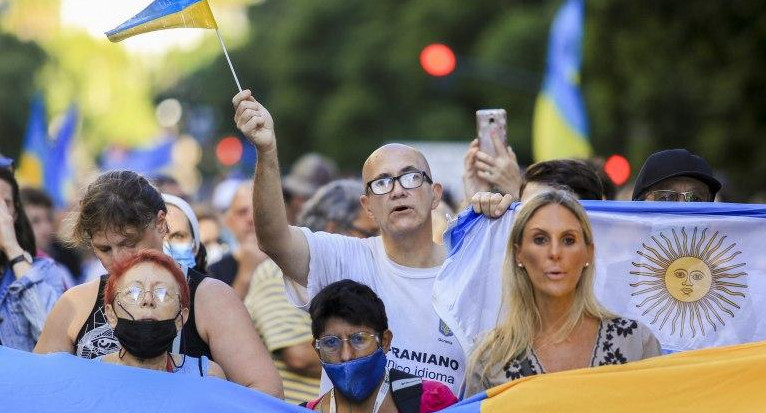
{"left": 465, "top": 190, "right": 661, "bottom": 396}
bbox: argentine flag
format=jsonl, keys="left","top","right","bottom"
{"left": 436, "top": 201, "right": 766, "bottom": 357}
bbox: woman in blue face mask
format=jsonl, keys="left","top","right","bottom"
{"left": 304, "top": 280, "right": 457, "bottom": 413}
{"left": 162, "top": 194, "right": 207, "bottom": 273}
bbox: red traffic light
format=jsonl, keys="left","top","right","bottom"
{"left": 216, "top": 136, "right": 243, "bottom": 166}
{"left": 420, "top": 43, "right": 456, "bottom": 77}
{"left": 604, "top": 154, "right": 631, "bottom": 186}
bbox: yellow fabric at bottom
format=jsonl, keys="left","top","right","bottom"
{"left": 480, "top": 341, "right": 766, "bottom": 413}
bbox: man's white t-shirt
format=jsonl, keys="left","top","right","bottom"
{"left": 284, "top": 228, "right": 466, "bottom": 395}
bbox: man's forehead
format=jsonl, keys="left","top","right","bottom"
{"left": 362, "top": 144, "right": 430, "bottom": 180}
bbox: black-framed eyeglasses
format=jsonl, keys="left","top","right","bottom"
{"left": 365, "top": 171, "right": 432, "bottom": 195}
{"left": 314, "top": 331, "right": 380, "bottom": 358}
{"left": 643, "top": 190, "right": 708, "bottom": 202}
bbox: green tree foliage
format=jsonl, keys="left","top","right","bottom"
{"left": 170, "top": 0, "right": 766, "bottom": 200}
{"left": 585, "top": 0, "right": 766, "bottom": 200}
{"left": 0, "top": 32, "right": 46, "bottom": 158}
{"left": 170, "top": 0, "right": 554, "bottom": 170}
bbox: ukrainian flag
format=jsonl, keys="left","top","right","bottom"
{"left": 16, "top": 96, "right": 48, "bottom": 188}
{"left": 447, "top": 341, "right": 766, "bottom": 412}
{"left": 105, "top": 0, "right": 218, "bottom": 43}
{"left": 532, "top": 0, "right": 591, "bottom": 162}
{"left": 45, "top": 105, "right": 78, "bottom": 208}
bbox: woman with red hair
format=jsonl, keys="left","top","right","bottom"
{"left": 98, "top": 250, "right": 225, "bottom": 377}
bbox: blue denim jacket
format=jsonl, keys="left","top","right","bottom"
{"left": 0, "top": 258, "right": 67, "bottom": 351}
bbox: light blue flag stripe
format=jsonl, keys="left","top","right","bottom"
{"left": 543, "top": 0, "right": 588, "bottom": 137}
{"left": 105, "top": 0, "right": 204, "bottom": 36}
{"left": 0, "top": 347, "right": 307, "bottom": 412}
{"left": 449, "top": 201, "right": 766, "bottom": 256}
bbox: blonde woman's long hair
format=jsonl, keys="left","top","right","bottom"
{"left": 469, "top": 190, "right": 615, "bottom": 383}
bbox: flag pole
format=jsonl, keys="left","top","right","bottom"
{"left": 215, "top": 29, "right": 242, "bottom": 92}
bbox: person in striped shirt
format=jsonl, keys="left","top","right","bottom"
{"left": 244, "top": 179, "right": 378, "bottom": 404}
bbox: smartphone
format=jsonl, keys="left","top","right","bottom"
{"left": 476, "top": 109, "right": 507, "bottom": 157}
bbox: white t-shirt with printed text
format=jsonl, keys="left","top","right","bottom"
{"left": 284, "top": 228, "right": 465, "bottom": 396}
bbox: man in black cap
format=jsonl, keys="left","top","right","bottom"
{"left": 632, "top": 149, "right": 721, "bottom": 202}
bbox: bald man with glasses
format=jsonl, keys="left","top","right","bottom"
{"left": 231, "top": 90, "right": 513, "bottom": 396}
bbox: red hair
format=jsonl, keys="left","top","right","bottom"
{"left": 104, "top": 250, "right": 190, "bottom": 308}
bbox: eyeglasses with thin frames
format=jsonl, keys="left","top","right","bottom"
{"left": 116, "top": 285, "right": 179, "bottom": 306}
{"left": 314, "top": 331, "right": 380, "bottom": 361}
{"left": 365, "top": 171, "right": 432, "bottom": 195}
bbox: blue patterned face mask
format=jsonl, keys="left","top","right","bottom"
{"left": 321, "top": 348, "right": 387, "bottom": 402}
{"left": 163, "top": 242, "right": 196, "bottom": 270}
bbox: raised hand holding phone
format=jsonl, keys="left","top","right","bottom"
{"left": 473, "top": 109, "right": 522, "bottom": 198}
{"left": 476, "top": 109, "right": 506, "bottom": 157}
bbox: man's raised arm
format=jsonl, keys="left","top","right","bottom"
{"left": 232, "top": 90, "right": 310, "bottom": 287}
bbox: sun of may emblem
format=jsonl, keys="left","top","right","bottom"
{"left": 630, "top": 227, "right": 747, "bottom": 337}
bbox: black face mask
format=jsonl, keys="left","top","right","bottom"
{"left": 113, "top": 303, "right": 181, "bottom": 360}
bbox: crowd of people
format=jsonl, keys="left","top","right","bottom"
{"left": 0, "top": 87, "right": 730, "bottom": 411}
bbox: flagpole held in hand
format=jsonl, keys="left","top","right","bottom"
{"left": 215, "top": 29, "right": 242, "bottom": 93}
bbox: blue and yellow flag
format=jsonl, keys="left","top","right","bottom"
{"left": 45, "top": 105, "right": 78, "bottom": 208}
{"left": 16, "top": 96, "right": 48, "bottom": 187}
{"left": 105, "top": 0, "right": 218, "bottom": 43}
{"left": 532, "top": 0, "right": 591, "bottom": 162}
{"left": 445, "top": 341, "right": 766, "bottom": 412}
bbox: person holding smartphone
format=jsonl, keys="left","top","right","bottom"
{"left": 463, "top": 110, "right": 523, "bottom": 201}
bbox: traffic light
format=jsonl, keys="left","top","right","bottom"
{"left": 216, "top": 136, "right": 243, "bottom": 166}
{"left": 420, "top": 43, "right": 456, "bottom": 77}
{"left": 604, "top": 154, "right": 631, "bottom": 186}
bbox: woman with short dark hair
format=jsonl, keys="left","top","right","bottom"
{"left": 305, "top": 280, "right": 457, "bottom": 413}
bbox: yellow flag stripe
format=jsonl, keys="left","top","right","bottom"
{"left": 480, "top": 341, "right": 766, "bottom": 413}
{"left": 532, "top": 93, "right": 592, "bottom": 162}
{"left": 16, "top": 153, "right": 44, "bottom": 187}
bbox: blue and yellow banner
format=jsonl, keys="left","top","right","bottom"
{"left": 532, "top": 0, "right": 591, "bottom": 161}
{"left": 106, "top": 0, "right": 218, "bottom": 43}
{"left": 444, "top": 341, "right": 766, "bottom": 412}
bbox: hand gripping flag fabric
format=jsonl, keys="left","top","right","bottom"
{"left": 436, "top": 201, "right": 766, "bottom": 359}
{"left": 0, "top": 346, "right": 308, "bottom": 413}
{"left": 106, "top": 0, "right": 218, "bottom": 43}
{"left": 442, "top": 340, "right": 766, "bottom": 413}
{"left": 532, "top": 0, "right": 591, "bottom": 161}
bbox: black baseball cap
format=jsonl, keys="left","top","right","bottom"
{"left": 632, "top": 149, "right": 721, "bottom": 200}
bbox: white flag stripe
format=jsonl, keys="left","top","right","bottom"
{"left": 436, "top": 201, "right": 766, "bottom": 359}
